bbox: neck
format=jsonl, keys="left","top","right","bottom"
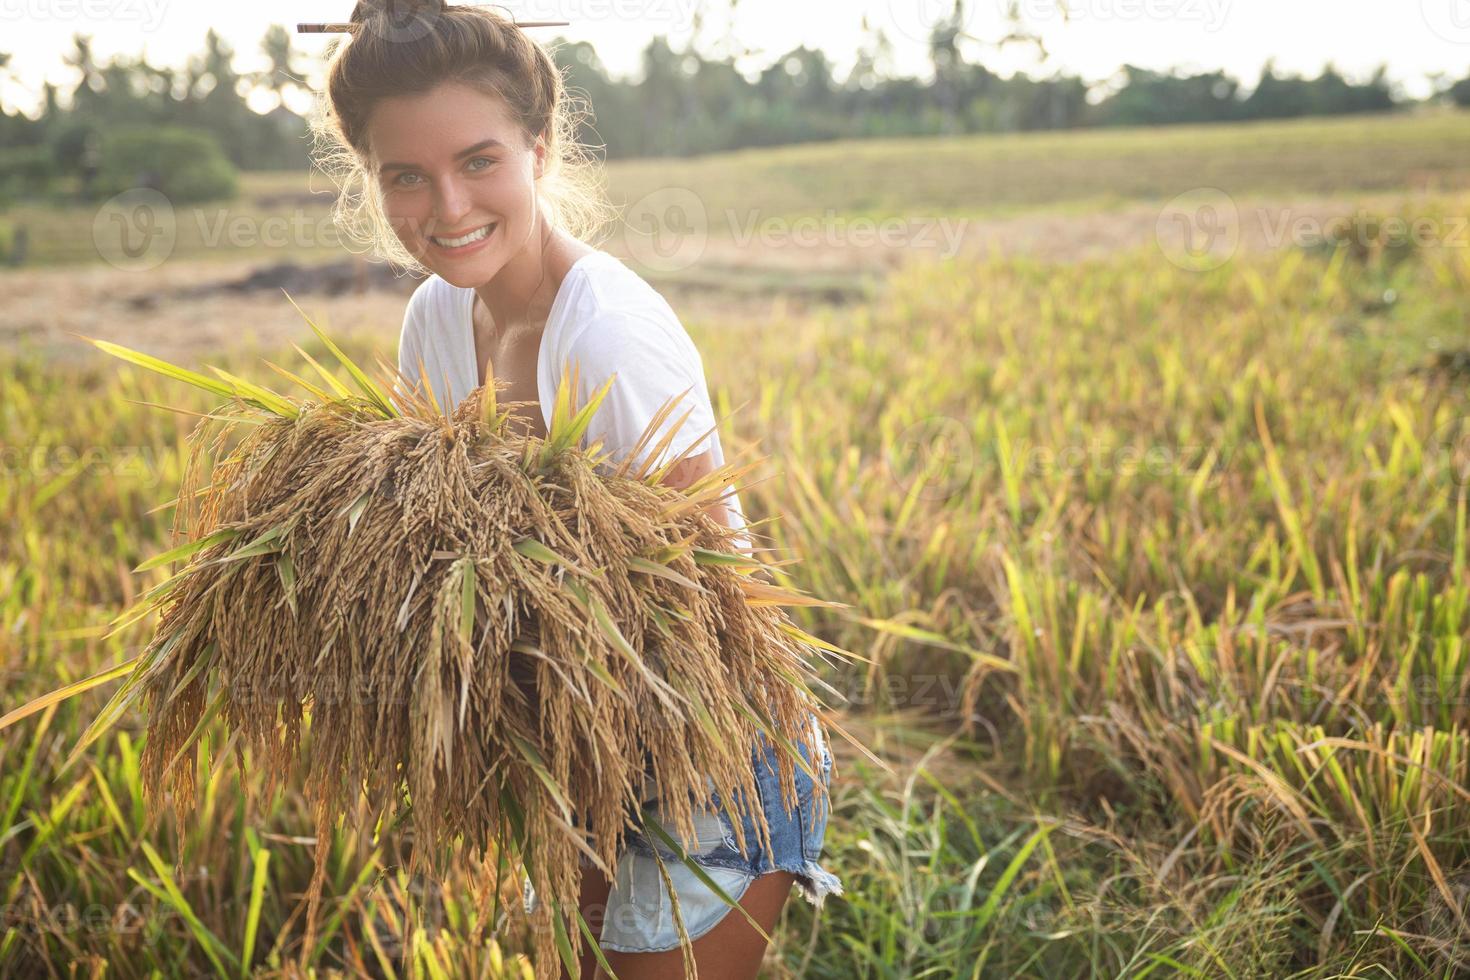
{"left": 472, "top": 220, "right": 565, "bottom": 337}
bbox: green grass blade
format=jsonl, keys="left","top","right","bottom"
{"left": 135, "top": 841, "right": 241, "bottom": 977}
{"left": 240, "top": 846, "right": 270, "bottom": 978}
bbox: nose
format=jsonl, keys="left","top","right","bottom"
{"left": 431, "top": 175, "right": 472, "bottom": 232}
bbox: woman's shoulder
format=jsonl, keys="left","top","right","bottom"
{"left": 554, "top": 251, "right": 697, "bottom": 360}
{"left": 398, "top": 273, "right": 473, "bottom": 375}
{"left": 403, "top": 272, "right": 468, "bottom": 333}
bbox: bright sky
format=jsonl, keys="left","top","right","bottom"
{"left": 1, "top": 0, "right": 1467, "bottom": 116}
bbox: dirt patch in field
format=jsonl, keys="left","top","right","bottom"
{"left": 170, "top": 257, "right": 425, "bottom": 301}
{"left": 0, "top": 257, "right": 418, "bottom": 366}
{"left": 0, "top": 254, "right": 807, "bottom": 366}
{"left": 2, "top": 190, "right": 1457, "bottom": 363}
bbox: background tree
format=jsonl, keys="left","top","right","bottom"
{"left": 0, "top": 15, "right": 1450, "bottom": 194}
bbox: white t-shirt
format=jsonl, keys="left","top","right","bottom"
{"left": 394, "top": 249, "right": 750, "bottom": 552}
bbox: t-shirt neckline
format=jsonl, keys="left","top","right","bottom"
{"left": 457, "top": 249, "right": 610, "bottom": 396}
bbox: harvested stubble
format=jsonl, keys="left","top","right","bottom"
{"left": 59, "top": 322, "right": 854, "bottom": 979}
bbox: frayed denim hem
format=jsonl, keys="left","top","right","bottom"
{"left": 792, "top": 859, "right": 844, "bottom": 908}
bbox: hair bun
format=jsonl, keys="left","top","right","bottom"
{"left": 347, "top": 0, "right": 450, "bottom": 41}
{"left": 349, "top": 0, "right": 448, "bottom": 18}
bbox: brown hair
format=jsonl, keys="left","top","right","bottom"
{"left": 309, "top": 0, "right": 614, "bottom": 272}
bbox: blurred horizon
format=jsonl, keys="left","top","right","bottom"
{"left": 2, "top": 0, "right": 1469, "bottom": 118}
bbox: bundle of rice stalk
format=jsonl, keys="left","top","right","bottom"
{"left": 9, "top": 306, "right": 861, "bottom": 979}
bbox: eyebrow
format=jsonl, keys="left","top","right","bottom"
{"left": 378, "top": 139, "right": 506, "bottom": 174}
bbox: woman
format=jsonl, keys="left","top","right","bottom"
{"left": 309, "top": 2, "right": 842, "bottom": 976}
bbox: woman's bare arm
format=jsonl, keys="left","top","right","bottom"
{"left": 659, "top": 449, "right": 731, "bottom": 530}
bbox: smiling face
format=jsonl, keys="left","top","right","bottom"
{"left": 365, "top": 80, "right": 547, "bottom": 287}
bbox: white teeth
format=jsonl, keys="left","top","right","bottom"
{"left": 431, "top": 224, "right": 493, "bottom": 248}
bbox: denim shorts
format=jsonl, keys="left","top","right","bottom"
{"left": 524, "top": 713, "right": 842, "bottom": 954}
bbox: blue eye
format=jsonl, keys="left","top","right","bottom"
{"left": 387, "top": 158, "right": 491, "bottom": 187}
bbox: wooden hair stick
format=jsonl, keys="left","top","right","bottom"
{"left": 297, "top": 19, "right": 568, "bottom": 32}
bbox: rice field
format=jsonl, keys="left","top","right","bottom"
{"left": 12, "top": 109, "right": 1470, "bottom": 268}
{"left": 4, "top": 133, "right": 1470, "bottom": 975}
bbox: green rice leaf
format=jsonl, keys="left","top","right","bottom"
{"left": 856, "top": 615, "right": 1018, "bottom": 672}
{"left": 574, "top": 906, "right": 621, "bottom": 979}
{"left": 282, "top": 291, "right": 399, "bottom": 418}
{"left": 513, "top": 536, "right": 586, "bottom": 573}
{"left": 777, "top": 620, "right": 871, "bottom": 664}
{"left": 83, "top": 336, "right": 236, "bottom": 399}
{"left": 641, "top": 813, "right": 772, "bottom": 942}
{"left": 291, "top": 341, "right": 355, "bottom": 400}
{"left": 546, "top": 896, "right": 582, "bottom": 979}
{"left": 543, "top": 361, "right": 616, "bottom": 461}
{"left": 646, "top": 539, "right": 696, "bottom": 565}
{"left": 306, "top": 849, "right": 384, "bottom": 965}
{"left": 0, "top": 652, "right": 143, "bottom": 734}
{"left": 264, "top": 358, "right": 334, "bottom": 403}
{"left": 2, "top": 701, "right": 55, "bottom": 839}
{"left": 134, "top": 527, "right": 242, "bottom": 572}
{"left": 627, "top": 556, "right": 705, "bottom": 592}
{"left": 974, "top": 823, "right": 1052, "bottom": 931}
{"left": 342, "top": 491, "right": 371, "bottom": 537}
{"left": 163, "top": 640, "right": 219, "bottom": 710}
{"left": 647, "top": 605, "right": 675, "bottom": 642}
{"left": 160, "top": 684, "right": 229, "bottom": 782}
{"left": 730, "top": 699, "right": 819, "bottom": 783}
{"left": 566, "top": 579, "right": 684, "bottom": 712}
{"left": 458, "top": 556, "right": 477, "bottom": 641}
{"left": 690, "top": 547, "right": 762, "bottom": 569}
{"left": 212, "top": 522, "right": 291, "bottom": 564}
{"left": 53, "top": 645, "right": 166, "bottom": 777}
{"left": 205, "top": 365, "right": 299, "bottom": 418}
{"left": 508, "top": 733, "right": 573, "bottom": 822}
